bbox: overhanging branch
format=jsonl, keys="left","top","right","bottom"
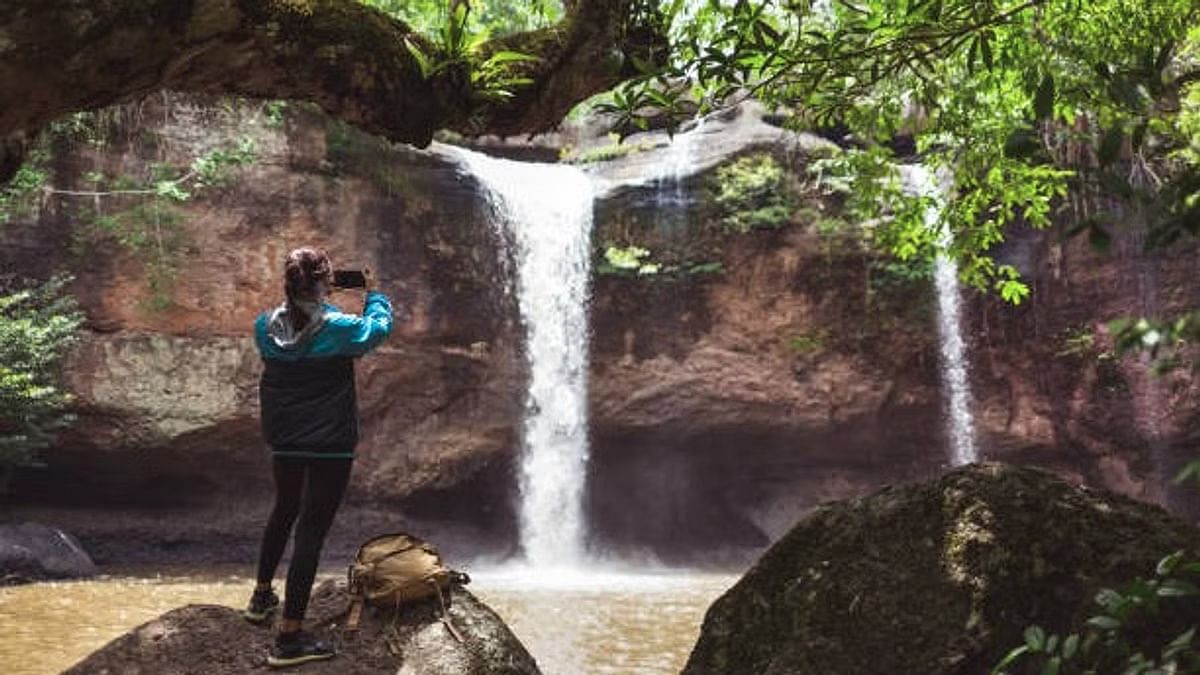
{"left": 0, "top": 0, "right": 665, "bottom": 180}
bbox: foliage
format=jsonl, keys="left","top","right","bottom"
{"left": 870, "top": 256, "right": 933, "bottom": 292}
{"left": 598, "top": 244, "right": 661, "bottom": 276}
{"left": 1109, "top": 314, "right": 1200, "bottom": 375}
{"left": 604, "top": 0, "right": 1199, "bottom": 300}
{"left": 64, "top": 137, "right": 258, "bottom": 310}
{"left": 263, "top": 100, "right": 288, "bottom": 128}
{"left": 1106, "top": 311, "right": 1200, "bottom": 482}
{"left": 395, "top": 3, "right": 541, "bottom": 106}
{"left": 0, "top": 276, "right": 83, "bottom": 477}
{"left": 710, "top": 153, "right": 793, "bottom": 233}
{"left": 0, "top": 149, "right": 47, "bottom": 226}
{"left": 993, "top": 551, "right": 1200, "bottom": 675}
{"left": 360, "top": 0, "right": 560, "bottom": 39}
{"left": 1055, "top": 326, "right": 1099, "bottom": 359}
{"left": 596, "top": 244, "right": 723, "bottom": 279}
{"left": 788, "top": 332, "right": 824, "bottom": 353}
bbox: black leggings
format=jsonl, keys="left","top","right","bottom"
{"left": 255, "top": 457, "right": 353, "bottom": 620}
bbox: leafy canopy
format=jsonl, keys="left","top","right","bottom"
{"left": 0, "top": 276, "right": 83, "bottom": 476}
{"left": 360, "top": 0, "right": 562, "bottom": 38}
{"left": 609, "top": 0, "right": 1200, "bottom": 300}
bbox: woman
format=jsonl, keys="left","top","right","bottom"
{"left": 243, "top": 246, "right": 393, "bottom": 668}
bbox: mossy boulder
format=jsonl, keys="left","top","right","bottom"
{"left": 67, "top": 580, "right": 540, "bottom": 674}
{"left": 683, "top": 463, "right": 1200, "bottom": 675}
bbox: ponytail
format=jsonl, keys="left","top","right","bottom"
{"left": 283, "top": 247, "right": 332, "bottom": 331}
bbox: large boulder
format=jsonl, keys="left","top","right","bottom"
{"left": 0, "top": 522, "right": 97, "bottom": 585}
{"left": 683, "top": 463, "right": 1200, "bottom": 675}
{"left": 67, "top": 580, "right": 540, "bottom": 675}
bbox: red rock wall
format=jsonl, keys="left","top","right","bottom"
{"left": 2, "top": 98, "right": 1195, "bottom": 564}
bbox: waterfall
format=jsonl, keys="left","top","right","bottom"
{"left": 901, "top": 164, "right": 979, "bottom": 466}
{"left": 446, "top": 146, "right": 595, "bottom": 568}
{"left": 656, "top": 117, "right": 708, "bottom": 207}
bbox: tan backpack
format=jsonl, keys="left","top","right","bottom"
{"left": 344, "top": 532, "right": 469, "bottom": 640}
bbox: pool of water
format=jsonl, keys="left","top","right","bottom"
{"left": 0, "top": 567, "right": 734, "bottom": 674}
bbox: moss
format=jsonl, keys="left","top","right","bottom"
{"left": 708, "top": 153, "right": 793, "bottom": 233}
{"left": 684, "top": 464, "right": 1200, "bottom": 675}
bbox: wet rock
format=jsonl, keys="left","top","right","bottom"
{"left": 0, "top": 522, "right": 97, "bottom": 584}
{"left": 66, "top": 580, "right": 540, "bottom": 675}
{"left": 683, "top": 463, "right": 1200, "bottom": 675}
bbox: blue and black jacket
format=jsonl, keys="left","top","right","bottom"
{"left": 254, "top": 291, "right": 393, "bottom": 459}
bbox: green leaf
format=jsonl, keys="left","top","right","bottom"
{"left": 1175, "top": 462, "right": 1200, "bottom": 485}
{"left": 1168, "top": 627, "right": 1196, "bottom": 650}
{"left": 1086, "top": 615, "right": 1120, "bottom": 631}
{"left": 404, "top": 38, "right": 432, "bottom": 78}
{"left": 1062, "top": 634, "right": 1079, "bottom": 660}
{"left": 991, "top": 645, "right": 1031, "bottom": 675}
{"left": 1156, "top": 578, "right": 1198, "bottom": 597}
{"left": 484, "top": 50, "right": 539, "bottom": 65}
{"left": 998, "top": 279, "right": 1030, "bottom": 305}
{"left": 1041, "top": 656, "right": 1061, "bottom": 675}
{"left": 1025, "top": 625, "right": 1046, "bottom": 651}
{"left": 1157, "top": 551, "right": 1184, "bottom": 576}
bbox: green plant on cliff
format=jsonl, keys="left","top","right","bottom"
{"left": 598, "top": 244, "right": 661, "bottom": 276}
{"left": 994, "top": 551, "right": 1200, "bottom": 675}
{"left": 398, "top": 3, "right": 541, "bottom": 107}
{"left": 58, "top": 138, "right": 257, "bottom": 310}
{"left": 0, "top": 276, "right": 83, "bottom": 483}
{"left": 710, "top": 153, "right": 793, "bottom": 233}
{"left": 0, "top": 152, "right": 48, "bottom": 227}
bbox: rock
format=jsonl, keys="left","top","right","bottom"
{"left": 682, "top": 463, "right": 1200, "bottom": 675}
{"left": 2, "top": 92, "right": 1199, "bottom": 566}
{"left": 66, "top": 580, "right": 540, "bottom": 675}
{"left": 0, "top": 522, "right": 97, "bottom": 584}
{"left": 0, "top": 95, "right": 526, "bottom": 559}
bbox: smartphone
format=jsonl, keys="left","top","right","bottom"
{"left": 332, "top": 269, "right": 367, "bottom": 289}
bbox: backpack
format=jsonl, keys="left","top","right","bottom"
{"left": 344, "top": 532, "right": 470, "bottom": 640}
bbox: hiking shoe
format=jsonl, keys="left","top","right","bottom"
{"left": 267, "top": 631, "right": 336, "bottom": 668}
{"left": 243, "top": 587, "right": 280, "bottom": 624}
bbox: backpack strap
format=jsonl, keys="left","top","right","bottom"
{"left": 429, "top": 577, "right": 465, "bottom": 643}
{"left": 345, "top": 596, "right": 365, "bottom": 631}
{"left": 345, "top": 564, "right": 365, "bottom": 631}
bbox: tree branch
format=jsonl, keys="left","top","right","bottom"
{"left": 0, "top": 0, "right": 664, "bottom": 178}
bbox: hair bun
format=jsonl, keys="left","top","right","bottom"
{"left": 284, "top": 246, "right": 331, "bottom": 300}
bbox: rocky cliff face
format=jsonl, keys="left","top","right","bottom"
{"left": 971, "top": 221, "right": 1200, "bottom": 512}
{"left": 1, "top": 97, "right": 527, "bottom": 560}
{"left": 1, "top": 97, "right": 1196, "bottom": 565}
{"left": 580, "top": 105, "right": 1200, "bottom": 560}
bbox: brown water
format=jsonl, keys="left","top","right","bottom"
{"left": 0, "top": 568, "right": 733, "bottom": 675}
